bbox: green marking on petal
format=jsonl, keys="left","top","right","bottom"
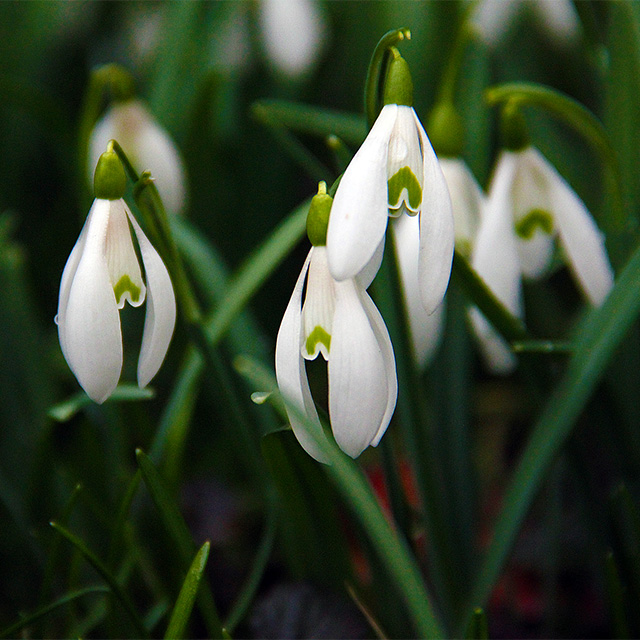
{"left": 306, "top": 325, "right": 331, "bottom": 358}
{"left": 388, "top": 166, "right": 422, "bottom": 212}
{"left": 113, "top": 274, "right": 142, "bottom": 304}
{"left": 515, "top": 209, "right": 554, "bottom": 239}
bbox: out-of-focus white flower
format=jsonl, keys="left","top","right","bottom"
{"left": 89, "top": 100, "right": 187, "bottom": 215}
{"left": 439, "top": 157, "right": 484, "bottom": 258}
{"left": 276, "top": 184, "right": 396, "bottom": 463}
{"left": 326, "top": 100, "right": 454, "bottom": 315}
{"left": 472, "top": 0, "right": 580, "bottom": 47}
{"left": 57, "top": 151, "right": 176, "bottom": 403}
{"left": 470, "top": 146, "right": 614, "bottom": 373}
{"left": 258, "top": 0, "right": 326, "bottom": 79}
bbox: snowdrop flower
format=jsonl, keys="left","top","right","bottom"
{"left": 392, "top": 157, "right": 484, "bottom": 368}
{"left": 470, "top": 144, "right": 614, "bottom": 372}
{"left": 89, "top": 99, "right": 187, "bottom": 216}
{"left": 57, "top": 148, "right": 176, "bottom": 403}
{"left": 326, "top": 48, "right": 454, "bottom": 315}
{"left": 258, "top": 0, "right": 326, "bottom": 79}
{"left": 276, "top": 184, "right": 397, "bottom": 463}
{"left": 472, "top": 0, "right": 580, "bottom": 47}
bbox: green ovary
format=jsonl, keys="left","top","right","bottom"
{"left": 113, "top": 274, "right": 142, "bottom": 304}
{"left": 388, "top": 166, "right": 422, "bottom": 211}
{"left": 515, "top": 209, "right": 554, "bottom": 239}
{"left": 306, "top": 325, "right": 331, "bottom": 357}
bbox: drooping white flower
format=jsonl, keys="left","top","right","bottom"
{"left": 470, "top": 145, "right": 614, "bottom": 373}
{"left": 326, "top": 101, "right": 454, "bottom": 315}
{"left": 472, "top": 0, "right": 580, "bottom": 47}
{"left": 258, "top": 0, "right": 326, "bottom": 79}
{"left": 89, "top": 100, "right": 187, "bottom": 215}
{"left": 276, "top": 245, "right": 396, "bottom": 463}
{"left": 56, "top": 175, "right": 176, "bottom": 403}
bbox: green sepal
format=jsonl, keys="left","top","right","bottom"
{"left": 305, "top": 325, "right": 331, "bottom": 357}
{"left": 94, "top": 148, "right": 127, "bottom": 200}
{"left": 427, "top": 102, "right": 464, "bottom": 157}
{"left": 388, "top": 166, "right": 422, "bottom": 212}
{"left": 515, "top": 209, "right": 554, "bottom": 239}
{"left": 383, "top": 48, "right": 414, "bottom": 107}
{"left": 306, "top": 183, "right": 333, "bottom": 246}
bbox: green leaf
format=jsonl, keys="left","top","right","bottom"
{"left": 465, "top": 607, "right": 489, "bottom": 640}
{"left": 49, "top": 522, "right": 148, "bottom": 638}
{"left": 165, "top": 541, "right": 211, "bottom": 640}
{"left": 252, "top": 99, "right": 367, "bottom": 146}
{"left": 0, "top": 586, "right": 109, "bottom": 639}
{"left": 460, "top": 237, "right": 640, "bottom": 632}
{"left": 135, "top": 450, "right": 224, "bottom": 639}
{"left": 48, "top": 385, "right": 155, "bottom": 422}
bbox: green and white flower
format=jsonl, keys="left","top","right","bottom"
{"left": 276, "top": 185, "right": 396, "bottom": 463}
{"left": 57, "top": 151, "right": 176, "bottom": 403}
{"left": 326, "top": 51, "right": 454, "bottom": 315}
{"left": 470, "top": 146, "right": 614, "bottom": 373}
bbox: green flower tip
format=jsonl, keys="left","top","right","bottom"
{"left": 427, "top": 102, "right": 464, "bottom": 157}
{"left": 500, "top": 101, "right": 529, "bottom": 151}
{"left": 383, "top": 47, "right": 413, "bottom": 107}
{"left": 94, "top": 146, "right": 127, "bottom": 200}
{"left": 307, "top": 181, "right": 333, "bottom": 246}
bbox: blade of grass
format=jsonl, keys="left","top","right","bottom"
{"left": 0, "top": 586, "right": 109, "bottom": 639}
{"left": 164, "top": 541, "right": 210, "bottom": 640}
{"left": 49, "top": 522, "right": 148, "bottom": 638}
{"left": 135, "top": 450, "right": 223, "bottom": 639}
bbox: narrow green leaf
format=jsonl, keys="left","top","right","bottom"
{"left": 0, "top": 586, "right": 109, "bottom": 639}
{"left": 165, "top": 541, "right": 211, "bottom": 640}
{"left": 135, "top": 450, "right": 224, "bottom": 639}
{"left": 49, "top": 522, "right": 148, "bottom": 638}
{"left": 252, "top": 99, "right": 367, "bottom": 146}
{"left": 48, "top": 385, "right": 155, "bottom": 422}
{"left": 460, "top": 238, "right": 640, "bottom": 632}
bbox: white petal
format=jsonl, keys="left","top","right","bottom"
{"left": 89, "top": 101, "right": 187, "bottom": 215}
{"left": 301, "top": 246, "right": 334, "bottom": 360}
{"left": 393, "top": 215, "right": 445, "bottom": 368}
{"left": 258, "top": 0, "right": 325, "bottom": 78}
{"left": 511, "top": 148, "right": 555, "bottom": 279}
{"left": 439, "top": 157, "right": 484, "bottom": 256}
{"left": 105, "top": 200, "right": 146, "bottom": 309}
{"left": 415, "top": 111, "right": 455, "bottom": 314}
{"left": 472, "top": 0, "right": 520, "bottom": 46}
{"left": 326, "top": 104, "right": 398, "bottom": 281}
{"left": 126, "top": 211, "right": 177, "bottom": 388}
{"left": 275, "top": 249, "right": 331, "bottom": 463}
{"left": 470, "top": 153, "right": 523, "bottom": 374}
{"left": 58, "top": 199, "right": 123, "bottom": 403}
{"left": 359, "top": 290, "right": 397, "bottom": 446}
{"left": 532, "top": 153, "right": 614, "bottom": 305}
{"left": 328, "top": 279, "right": 390, "bottom": 458}
{"left": 535, "top": 0, "right": 580, "bottom": 44}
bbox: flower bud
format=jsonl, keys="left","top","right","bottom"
{"left": 427, "top": 102, "right": 465, "bottom": 158}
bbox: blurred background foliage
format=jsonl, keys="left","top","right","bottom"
{"left": 1, "top": 1, "right": 640, "bottom": 638}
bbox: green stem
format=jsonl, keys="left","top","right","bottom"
{"left": 364, "top": 28, "right": 411, "bottom": 128}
